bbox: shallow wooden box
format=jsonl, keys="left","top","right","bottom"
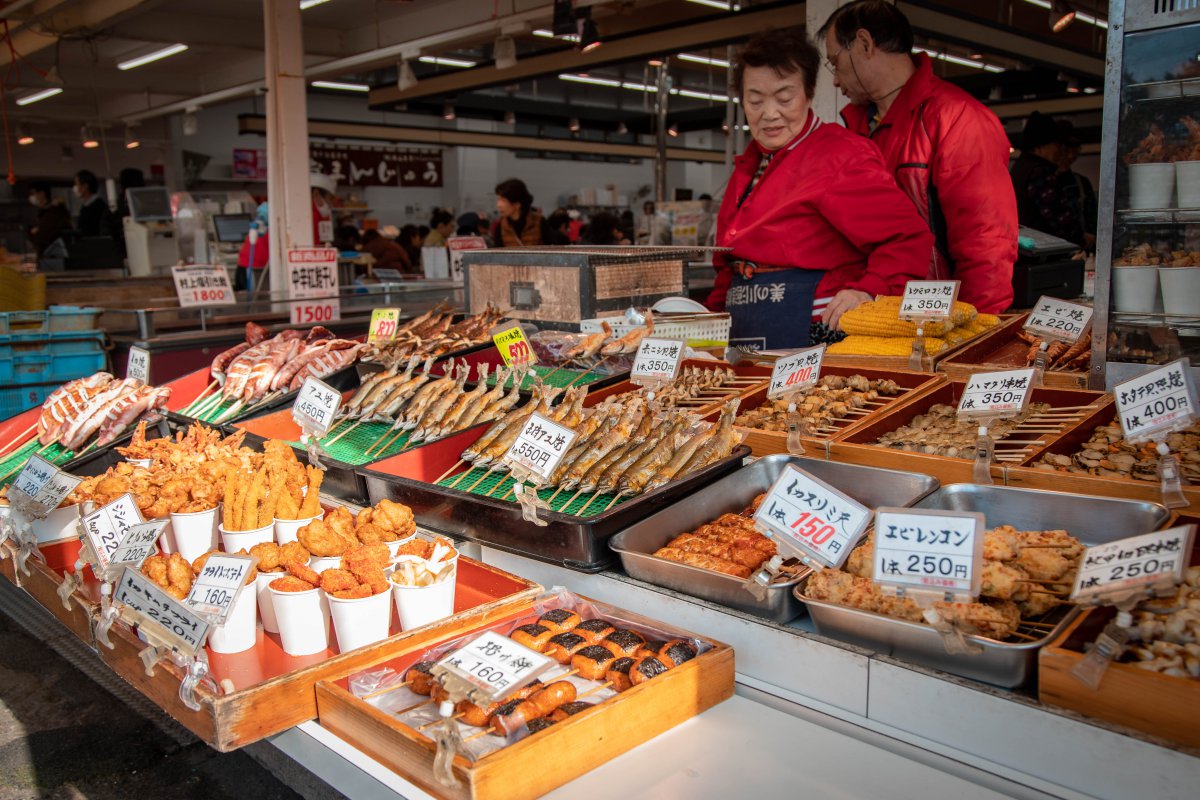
{"left": 21, "top": 542, "right": 99, "bottom": 645}
{"left": 1039, "top": 607, "right": 1200, "bottom": 753}
{"left": 316, "top": 596, "right": 735, "bottom": 800}
{"left": 95, "top": 557, "right": 541, "bottom": 752}
{"left": 712, "top": 366, "right": 944, "bottom": 458}
{"left": 939, "top": 313, "right": 1089, "bottom": 389}
{"left": 828, "top": 381, "right": 1110, "bottom": 486}
{"left": 583, "top": 357, "right": 770, "bottom": 417}
{"left": 0, "top": 544, "right": 16, "bottom": 586}
{"left": 825, "top": 315, "right": 1014, "bottom": 374}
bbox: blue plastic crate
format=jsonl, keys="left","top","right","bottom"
{"left": 0, "top": 383, "right": 56, "bottom": 417}
{"left": 0, "top": 310, "right": 49, "bottom": 337}
{"left": 48, "top": 305, "right": 102, "bottom": 332}
{"left": 11, "top": 332, "right": 107, "bottom": 385}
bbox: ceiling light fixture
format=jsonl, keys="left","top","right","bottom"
{"left": 686, "top": 0, "right": 739, "bottom": 9}
{"left": 16, "top": 124, "right": 33, "bottom": 146}
{"left": 578, "top": 16, "right": 602, "bottom": 52}
{"left": 16, "top": 87, "right": 62, "bottom": 106}
{"left": 182, "top": 111, "right": 199, "bottom": 136}
{"left": 117, "top": 43, "right": 188, "bottom": 71}
{"left": 124, "top": 125, "right": 140, "bottom": 149}
{"left": 1021, "top": 0, "right": 1106, "bottom": 29}
{"left": 504, "top": 110, "right": 516, "bottom": 124}
{"left": 568, "top": 116, "right": 581, "bottom": 132}
{"left": 81, "top": 124, "right": 99, "bottom": 149}
{"left": 558, "top": 73, "right": 622, "bottom": 87}
{"left": 311, "top": 80, "right": 370, "bottom": 92}
{"left": 533, "top": 28, "right": 579, "bottom": 43}
{"left": 1049, "top": 0, "right": 1076, "bottom": 32}
{"left": 912, "top": 47, "right": 1005, "bottom": 73}
{"left": 667, "top": 122, "right": 679, "bottom": 137}
{"left": 299, "top": 0, "right": 334, "bottom": 9}
{"left": 494, "top": 35, "right": 517, "bottom": 70}
{"left": 677, "top": 53, "right": 730, "bottom": 68}
{"left": 616, "top": 121, "right": 628, "bottom": 135}
{"left": 418, "top": 55, "right": 476, "bottom": 68}
{"left": 648, "top": 56, "right": 664, "bottom": 67}
{"left": 398, "top": 60, "right": 417, "bottom": 91}
{"left": 443, "top": 101, "right": 456, "bottom": 121}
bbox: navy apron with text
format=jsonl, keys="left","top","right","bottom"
{"left": 726, "top": 268, "right": 821, "bottom": 350}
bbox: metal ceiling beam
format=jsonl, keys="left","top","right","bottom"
{"left": 237, "top": 113, "right": 727, "bottom": 163}
{"left": 0, "top": 0, "right": 157, "bottom": 67}
{"left": 368, "top": 3, "right": 805, "bottom": 107}
{"left": 108, "top": 11, "right": 347, "bottom": 58}
{"left": 987, "top": 92, "right": 1104, "bottom": 119}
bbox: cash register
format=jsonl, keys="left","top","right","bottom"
{"left": 212, "top": 214, "right": 252, "bottom": 262}
{"left": 1012, "top": 225, "right": 1083, "bottom": 307}
{"left": 123, "top": 186, "right": 179, "bottom": 276}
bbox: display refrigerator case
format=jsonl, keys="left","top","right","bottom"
{"left": 1094, "top": 0, "right": 1200, "bottom": 388}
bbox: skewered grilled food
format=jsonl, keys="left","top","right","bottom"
{"left": 734, "top": 374, "right": 902, "bottom": 434}
{"left": 571, "top": 645, "right": 617, "bottom": 680}
{"left": 511, "top": 623, "right": 554, "bottom": 652}
{"left": 537, "top": 609, "right": 582, "bottom": 634}
{"left": 1034, "top": 421, "right": 1200, "bottom": 483}
{"left": 655, "top": 508, "right": 777, "bottom": 579}
{"left": 600, "top": 629, "right": 646, "bottom": 659}
{"left": 571, "top": 618, "right": 617, "bottom": 644}
{"left": 35, "top": 373, "right": 172, "bottom": 451}
{"left": 1016, "top": 329, "right": 1091, "bottom": 372}
{"left": 363, "top": 303, "right": 510, "bottom": 364}
{"left": 1121, "top": 566, "right": 1200, "bottom": 679}
{"left": 544, "top": 632, "right": 589, "bottom": 663}
{"left": 874, "top": 402, "right": 1053, "bottom": 459}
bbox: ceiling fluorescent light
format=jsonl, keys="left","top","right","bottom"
{"left": 311, "top": 80, "right": 370, "bottom": 92}
{"left": 677, "top": 53, "right": 730, "bottom": 68}
{"left": 533, "top": 28, "right": 579, "bottom": 42}
{"left": 913, "top": 47, "right": 1005, "bottom": 73}
{"left": 16, "top": 87, "right": 62, "bottom": 106}
{"left": 299, "top": 0, "right": 334, "bottom": 9}
{"left": 418, "top": 56, "right": 476, "bottom": 68}
{"left": 559, "top": 73, "right": 621, "bottom": 87}
{"left": 686, "top": 0, "right": 738, "bottom": 9}
{"left": 117, "top": 43, "right": 188, "bottom": 71}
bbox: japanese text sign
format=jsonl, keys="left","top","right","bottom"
{"left": 1114, "top": 359, "right": 1199, "bottom": 444}
{"left": 187, "top": 553, "right": 255, "bottom": 624}
{"left": 10, "top": 456, "right": 82, "bottom": 516}
{"left": 114, "top": 566, "right": 210, "bottom": 656}
{"left": 172, "top": 265, "right": 233, "bottom": 308}
{"left": 502, "top": 412, "right": 579, "bottom": 483}
{"left": 768, "top": 345, "right": 826, "bottom": 400}
{"left": 1071, "top": 525, "right": 1195, "bottom": 604}
{"left": 82, "top": 494, "right": 143, "bottom": 571}
{"left": 127, "top": 347, "right": 150, "bottom": 384}
{"left": 434, "top": 629, "right": 555, "bottom": 701}
{"left": 753, "top": 464, "right": 872, "bottom": 569}
{"left": 900, "top": 280, "right": 959, "bottom": 319}
{"left": 286, "top": 247, "right": 341, "bottom": 325}
{"left": 292, "top": 376, "right": 342, "bottom": 436}
{"left": 631, "top": 337, "right": 685, "bottom": 384}
{"left": 105, "top": 520, "right": 167, "bottom": 577}
{"left": 1024, "top": 296, "right": 1093, "bottom": 343}
{"left": 872, "top": 508, "right": 985, "bottom": 600}
{"left": 957, "top": 369, "right": 1035, "bottom": 418}
{"left": 493, "top": 325, "right": 533, "bottom": 367}
{"left": 368, "top": 308, "right": 401, "bottom": 342}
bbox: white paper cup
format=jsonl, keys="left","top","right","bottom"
{"left": 31, "top": 503, "right": 84, "bottom": 545}
{"left": 392, "top": 559, "right": 458, "bottom": 631}
{"left": 1175, "top": 161, "right": 1200, "bottom": 208}
{"left": 1128, "top": 162, "right": 1175, "bottom": 209}
{"left": 1159, "top": 266, "right": 1200, "bottom": 316}
{"left": 268, "top": 584, "right": 330, "bottom": 656}
{"left": 327, "top": 589, "right": 392, "bottom": 651}
{"left": 385, "top": 533, "right": 418, "bottom": 563}
{"left": 220, "top": 522, "right": 275, "bottom": 553}
{"left": 157, "top": 519, "right": 177, "bottom": 555}
{"left": 255, "top": 570, "right": 283, "bottom": 633}
{"left": 1113, "top": 266, "right": 1161, "bottom": 313}
{"left": 274, "top": 515, "right": 318, "bottom": 545}
{"left": 207, "top": 583, "right": 258, "bottom": 654}
{"left": 310, "top": 554, "right": 343, "bottom": 574}
{"left": 170, "top": 506, "right": 220, "bottom": 563}
{"left": 126, "top": 458, "right": 152, "bottom": 468}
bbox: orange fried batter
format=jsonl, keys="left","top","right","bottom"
{"left": 298, "top": 518, "right": 350, "bottom": 557}
{"left": 286, "top": 559, "right": 321, "bottom": 585}
{"left": 319, "top": 568, "right": 360, "bottom": 594}
{"left": 333, "top": 584, "right": 374, "bottom": 600}
{"left": 373, "top": 499, "right": 416, "bottom": 537}
{"left": 250, "top": 541, "right": 282, "bottom": 572}
{"left": 270, "top": 576, "right": 315, "bottom": 592}
{"left": 279, "top": 541, "right": 311, "bottom": 565}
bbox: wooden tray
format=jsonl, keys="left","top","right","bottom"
{"left": 315, "top": 593, "right": 735, "bottom": 800}
{"left": 829, "top": 381, "right": 1110, "bottom": 486}
{"left": 708, "top": 366, "right": 944, "bottom": 458}
{"left": 939, "top": 314, "right": 1089, "bottom": 389}
{"left": 583, "top": 358, "right": 770, "bottom": 416}
{"left": 1005, "top": 403, "right": 1200, "bottom": 509}
{"left": 825, "top": 315, "right": 1015, "bottom": 374}
{"left": 0, "top": 543, "right": 17, "bottom": 586}
{"left": 21, "top": 541, "right": 100, "bottom": 645}
{"left": 1039, "top": 606, "right": 1200, "bottom": 753}
{"left": 95, "top": 556, "right": 541, "bottom": 751}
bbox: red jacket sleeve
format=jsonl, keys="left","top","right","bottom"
{"left": 816, "top": 148, "right": 934, "bottom": 297}
{"left": 930, "top": 105, "right": 1017, "bottom": 313}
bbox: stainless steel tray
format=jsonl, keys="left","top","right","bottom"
{"left": 609, "top": 455, "right": 939, "bottom": 623}
{"left": 796, "top": 484, "right": 1172, "bottom": 687}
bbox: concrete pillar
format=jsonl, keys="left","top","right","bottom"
{"left": 654, "top": 60, "right": 669, "bottom": 204}
{"left": 263, "top": 0, "right": 313, "bottom": 295}
{"left": 808, "top": 0, "right": 850, "bottom": 125}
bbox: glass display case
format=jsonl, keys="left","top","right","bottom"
{"left": 1093, "top": 0, "right": 1200, "bottom": 388}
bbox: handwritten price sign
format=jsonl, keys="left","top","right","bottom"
{"left": 872, "top": 508, "right": 985, "bottom": 599}
{"left": 187, "top": 553, "right": 255, "bottom": 624}
{"left": 172, "top": 266, "right": 233, "bottom": 308}
{"left": 127, "top": 347, "right": 150, "bottom": 384}
{"left": 114, "top": 566, "right": 211, "bottom": 656}
{"left": 434, "top": 629, "right": 555, "bottom": 701}
{"left": 767, "top": 345, "right": 825, "bottom": 400}
{"left": 493, "top": 325, "right": 534, "bottom": 367}
{"left": 10, "top": 455, "right": 82, "bottom": 515}
{"left": 1114, "top": 359, "right": 1199, "bottom": 444}
{"left": 1024, "top": 296, "right": 1093, "bottom": 343}
{"left": 105, "top": 520, "right": 167, "bottom": 577}
{"left": 502, "top": 412, "right": 579, "bottom": 483}
{"left": 900, "top": 280, "right": 959, "bottom": 319}
{"left": 753, "top": 464, "right": 872, "bottom": 569}
{"left": 631, "top": 337, "right": 685, "bottom": 384}
{"left": 286, "top": 247, "right": 341, "bottom": 325}
{"left": 1071, "top": 526, "right": 1195, "bottom": 603}
{"left": 369, "top": 308, "right": 401, "bottom": 342}
{"left": 292, "top": 376, "right": 342, "bottom": 436}
{"left": 957, "top": 369, "right": 1035, "bottom": 418}
{"left": 82, "top": 494, "right": 143, "bottom": 571}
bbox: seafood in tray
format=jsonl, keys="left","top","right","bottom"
{"left": 1015, "top": 330, "right": 1090, "bottom": 373}
{"left": 1119, "top": 565, "right": 1200, "bottom": 679}
{"left": 362, "top": 303, "right": 510, "bottom": 364}
{"left": 735, "top": 375, "right": 903, "bottom": 435}
{"left": 1033, "top": 420, "right": 1200, "bottom": 483}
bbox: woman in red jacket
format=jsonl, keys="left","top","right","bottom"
{"left": 707, "top": 27, "right": 934, "bottom": 350}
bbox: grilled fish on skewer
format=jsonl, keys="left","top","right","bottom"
{"left": 564, "top": 322, "right": 612, "bottom": 361}
{"left": 600, "top": 312, "right": 653, "bottom": 356}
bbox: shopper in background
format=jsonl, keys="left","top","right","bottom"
{"left": 310, "top": 173, "right": 336, "bottom": 245}
{"left": 424, "top": 209, "right": 455, "bottom": 247}
{"left": 493, "top": 178, "right": 554, "bottom": 246}
{"left": 73, "top": 170, "right": 113, "bottom": 237}
{"left": 362, "top": 228, "right": 414, "bottom": 274}
{"left": 236, "top": 202, "right": 270, "bottom": 291}
{"left": 1053, "top": 121, "right": 1097, "bottom": 252}
{"left": 27, "top": 182, "right": 71, "bottom": 258}
{"left": 819, "top": 0, "right": 1017, "bottom": 314}
{"left": 706, "top": 26, "right": 933, "bottom": 349}
{"left": 455, "top": 212, "right": 480, "bottom": 237}
{"left": 398, "top": 224, "right": 423, "bottom": 269}
{"left": 333, "top": 224, "right": 361, "bottom": 252}
{"left": 583, "top": 212, "right": 630, "bottom": 246}
{"left": 1011, "top": 112, "right": 1087, "bottom": 250}
{"left": 546, "top": 210, "right": 571, "bottom": 245}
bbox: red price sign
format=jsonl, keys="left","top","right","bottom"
{"left": 172, "top": 266, "right": 234, "bottom": 309}
{"left": 767, "top": 345, "right": 825, "bottom": 400}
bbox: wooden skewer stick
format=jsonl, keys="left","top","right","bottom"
{"left": 576, "top": 491, "right": 605, "bottom": 517}
{"left": 463, "top": 728, "right": 498, "bottom": 743}
{"left": 435, "top": 458, "right": 467, "bottom": 485}
{"left": 1019, "top": 543, "right": 1077, "bottom": 550}
{"left": 465, "top": 469, "right": 493, "bottom": 494}
{"left": 539, "top": 363, "right": 568, "bottom": 385}
{"left": 322, "top": 420, "right": 364, "bottom": 448}
{"left": 567, "top": 358, "right": 608, "bottom": 388}
{"left": 183, "top": 380, "right": 220, "bottom": 412}
{"left": 189, "top": 390, "right": 225, "bottom": 418}
{"left": 364, "top": 425, "right": 399, "bottom": 454}
{"left": 0, "top": 425, "right": 37, "bottom": 458}
{"left": 1006, "top": 630, "right": 1042, "bottom": 641}
{"left": 484, "top": 475, "right": 511, "bottom": 498}
{"left": 212, "top": 399, "right": 246, "bottom": 424}
{"left": 417, "top": 712, "right": 464, "bottom": 731}
{"left": 359, "top": 679, "right": 413, "bottom": 701}
{"left": 601, "top": 492, "right": 623, "bottom": 514}
{"left": 575, "top": 681, "right": 613, "bottom": 700}
{"left": 370, "top": 427, "right": 409, "bottom": 457}
{"left": 1021, "top": 621, "right": 1058, "bottom": 629}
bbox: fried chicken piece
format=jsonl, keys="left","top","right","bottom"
{"left": 166, "top": 553, "right": 194, "bottom": 596}
{"left": 333, "top": 584, "right": 374, "bottom": 600}
{"left": 395, "top": 538, "right": 433, "bottom": 559}
{"left": 299, "top": 518, "right": 350, "bottom": 557}
{"left": 325, "top": 507, "right": 357, "bottom": 543}
{"left": 320, "top": 568, "right": 361, "bottom": 594}
{"left": 844, "top": 538, "right": 874, "bottom": 579}
{"left": 279, "top": 541, "right": 311, "bottom": 565}
{"left": 191, "top": 549, "right": 220, "bottom": 576}
{"left": 344, "top": 543, "right": 391, "bottom": 594}
{"left": 983, "top": 526, "right": 1022, "bottom": 562}
{"left": 142, "top": 554, "right": 168, "bottom": 587}
{"left": 286, "top": 559, "right": 321, "bottom": 585}
{"left": 372, "top": 499, "right": 416, "bottom": 537}
{"left": 355, "top": 522, "right": 395, "bottom": 545}
{"left": 270, "top": 576, "right": 316, "bottom": 593}
{"left": 251, "top": 541, "right": 282, "bottom": 572}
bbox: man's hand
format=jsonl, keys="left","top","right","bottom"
{"left": 822, "top": 289, "right": 873, "bottom": 330}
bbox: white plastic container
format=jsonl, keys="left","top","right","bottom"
{"left": 385, "top": 533, "right": 418, "bottom": 563}
{"left": 255, "top": 570, "right": 282, "bottom": 633}
{"left": 327, "top": 589, "right": 392, "bottom": 651}
{"left": 219, "top": 522, "right": 274, "bottom": 553}
{"left": 268, "top": 585, "right": 330, "bottom": 656}
{"left": 1113, "top": 266, "right": 1161, "bottom": 313}
{"left": 168, "top": 506, "right": 219, "bottom": 563}
{"left": 207, "top": 583, "right": 258, "bottom": 654}
{"left": 1159, "top": 266, "right": 1200, "bottom": 317}
{"left": 274, "top": 515, "right": 318, "bottom": 545}
{"left": 1175, "top": 161, "right": 1200, "bottom": 208}
{"left": 309, "top": 555, "right": 342, "bottom": 574}
{"left": 30, "top": 503, "right": 85, "bottom": 545}
{"left": 392, "top": 558, "right": 458, "bottom": 631}
{"left": 1128, "top": 162, "right": 1175, "bottom": 209}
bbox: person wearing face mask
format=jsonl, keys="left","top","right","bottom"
{"left": 819, "top": 1, "right": 1016, "bottom": 315}
{"left": 310, "top": 173, "right": 337, "bottom": 245}
{"left": 705, "top": 26, "right": 933, "bottom": 349}
{"left": 73, "top": 169, "right": 114, "bottom": 237}
{"left": 27, "top": 182, "right": 71, "bottom": 258}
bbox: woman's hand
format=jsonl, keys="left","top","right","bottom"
{"left": 821, "top": 289, "right": 873, "bottom": 330}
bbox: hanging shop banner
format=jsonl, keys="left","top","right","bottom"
{"left": 309, "top": 145, "right": 443, "bottom": 188}
{"left": 232, "top": 148, "right": 268, "bottom": 180}
{"left": 286, "top": 247, "right": 341, "bottom": 325}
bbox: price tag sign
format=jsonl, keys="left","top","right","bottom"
{"left": 187, "top": 553, "right": 255, "bottom": 624}
{"left": 1071, "top": 525, "right": 1195, "bottom": 604}
{"left": 172, "top": 265, "right": 234, "bottom": 308}
{"left": 899, "top": 280, "right": 959, "bottom": 319}
{"left": 1114, "top": 359, "right": 1199, "bottom": 444}
{"left": 106, "top": 520, "right": 168, "bottom": 577}
{"left": 286, "top": 247, "right": 341, "bottom": 325}
{"left": 493, "top": 325, "right": 534, "bottom": 367}
{"left": 872, "top": 508, "right": 985, "bottom": 600}
{"left": 767, "top": 345, "right": 826, "bottom": 400}
{"left": 434, "top": 629, "right": 555, "bottom": 701}
{"left": 114, "top": 566, "right": 211, "bottom": 656}
{"left": 957, "top": 368, "right": 1035, "bottom": 417}
{"left": 127, "top": 346, "right": 150, "bottom": 384}
{"left": 10, "top": 455, "right": 82, "bottom": 515}
{"left": 502, "top": 412, "right": 579, "bottom": 483}
{"left": 753, "top": 464, "right": 872, "bottom": 569}
{"left": 1024, "top": 296, "right": 1093, "bottom": 343}
{"left": 631, "top": 337, "right": 685, "bottom": 384}
{"left": 81, "top": 494, "right": 143, "bottom": 572}
{"left": 292, "top": 376, "right": 342, "bottom": 436}
{"left": 368, "top": 308, "right": 402, "bottom": 342}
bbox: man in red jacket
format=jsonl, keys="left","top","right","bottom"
{"left": 706, "top": 26, "right": 933, "bottom": 349}
{"left": 820, "top": 1, "right": 1017, "bottom": 314}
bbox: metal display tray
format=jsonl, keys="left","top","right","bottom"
{"left": 610, "top": 455, "right": 939, "bottom": 623}
{"left": 359, "top": 426, "right": 750, "bottom": 572}
{"left": 796, "top": 484, "right": 1172, "bottom": 687}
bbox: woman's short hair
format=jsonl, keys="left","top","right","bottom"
{"left": 494, "top": 178, "right": 533, "bottom": 211}
{"left": 733, "top": 26, "right": 819, "bottom": 100}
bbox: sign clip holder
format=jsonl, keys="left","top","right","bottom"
{"left": 972, "top": 421, "right": 996, "bottom": 485}
{"left": 1155, "top": 440, "right": 1187, "bottom": 509}
{"left": 785, "top": 399, "right": 808, "bottom": 456}
{"left": 1070, "top": 603, "right": 1136, "bottom": 690}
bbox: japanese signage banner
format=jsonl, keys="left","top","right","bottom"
{"left": 286, "top": 247, "right": 341, "bottom": 325}
{"left": 310, "top": 145, "right": 443, "bottom": 188}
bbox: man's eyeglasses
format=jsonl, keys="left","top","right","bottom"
{"left": 824, "top": 46, "right": 845, "bottom": 75}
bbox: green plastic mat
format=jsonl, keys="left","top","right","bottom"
{"left": 298, "top": 418, "right": 420, "bottom": 466}
{"left": 0, "top": 438, "right": 79, "bottom": 488}
{"left": 178, "top": 392, "right": 282, "bottom": 424}
{"left": 435, "top": 466, "right": 628, "bottom": 518}
{"left": 487, "top": 364, "right": 609, "bottom": 392}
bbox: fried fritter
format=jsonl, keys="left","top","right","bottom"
{"left": 270, "top": 576, "right": 316, "bottom": 593}
{"left": 286, "top": 559, "right": 321, "bottom": 585}
{"left": 320, "top": 568, "right": 360, "bottom": 594}
{"left": 332, "top": 584, "right": 374, "bottom": 600}
{"left": 250, "top": 541, "right": 282, "bottom": 572}
{"left": 298, "top": 518, "right": 350, "bottom": 557}
{"left": 373, "top": 499, "right": 415, "bottom": 537}
{"left": 279, "top": 540, "right": 311, "bottom": 565}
